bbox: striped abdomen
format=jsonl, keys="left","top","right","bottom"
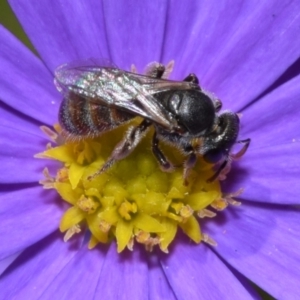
{"left": 59, "top": 93, "right": 134, "bottom": 137}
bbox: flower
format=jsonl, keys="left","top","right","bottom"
{"left": 36, "top": 121, "right": 222, "bottom": 253}
{"left": 1, "top": 1, "right": 300, "bottom": 299}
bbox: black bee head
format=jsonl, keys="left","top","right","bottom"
{"left": 202, "top": 111, "right": 240, "bottom": 163}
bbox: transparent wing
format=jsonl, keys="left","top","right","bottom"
{"left": 54, "top": 63, "right": 196, "bottom": 129}
{"left": 127, "top": 72, "right": 197, "bottom": 93}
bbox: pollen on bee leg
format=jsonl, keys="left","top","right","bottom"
{"left": 64, "top": 224, "right": 81, "bottom": 242}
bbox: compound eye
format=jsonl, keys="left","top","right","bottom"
{"left": 203, "top": 149, "right": 224, "bottom": 164}
{"left": 214, "top": 99, "right": 222, "bottom": 112}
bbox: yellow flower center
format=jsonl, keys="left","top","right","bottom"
{"left": 36, "top": 119, "right": 237, "bottom": 253}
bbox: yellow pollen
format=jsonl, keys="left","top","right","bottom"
{"left": 99, "top": 220, "right": 111, "bottom": 233}
{"left": 56, "top": 167, "right": 69, "bottom": 182}
{"left": 118, "top": 200, "right": 138, "bottom": 220}
{"left": 77, "top": 195, "right": 99, "bottom": 214}
{"left": 179, "top": 204, "right": 194, "bottom": 220}
{"left": 135, "top": 230, "right": 151, "bottom": 243}
{"left": 210, "top": 198, "right": 228, "bottom": 211}
{"left": 135, "top": 230, "right": 160, "bottom": 252}
{"left": 37, "top": 120, "right": 234, "bottom": 253}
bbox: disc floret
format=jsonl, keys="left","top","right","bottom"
{"left": 37, "top": 121, "right": 230, "bottom": 253}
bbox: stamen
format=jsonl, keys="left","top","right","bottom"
{"left": 77, "top": 195, "right": 100, "bottom": 214}
{"left": 135, "top": 230, "right": 160, "bottom": 252}
{"left": 197, "top": 208, "right": 217, "bottom": 218}
{"left": 40, "top": 125, "right": 59, "bottom": 143}
{"left": 211, "top": 188, "right": 243, "bottom": 210}
{"left": 99, "top": 220, "right": 111, "bottom": 233}
{"left": 64, "top": 224, "right": 81, "bottom": 242}
{"left": 40, "top": 124, "right": 65, "bottom": 145}
{"left": 39, "top": 168, "right": 55, "bottom": 189}
{"left": 223, "top": 188, "right": 244, "bottom": 206}
{"left": 202, "top": 233, "right": 217, "bottom": 246}
{"left": 118, "top": 200, "right": 138, "bottom": 220}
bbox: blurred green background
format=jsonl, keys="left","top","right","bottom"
{"left": 0, "top": 0, "right": 35, "bottom": 52}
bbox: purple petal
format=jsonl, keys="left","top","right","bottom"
{"left": 9, "top": 0, "right": 111, "bottom": 72}
{"left": 228, "top": 268, "right": 261, "bottom": 300}
{"left": 205, "top": 203, "right": 300, "bottom": 299}
{"left": 0, "top": 102, "right": 43, "bottom": 137}
{"left": 8, "top": 1, "right": 300, "bottom": 112}
{"left": 36, "top": 240, "right": 108, "bottom": 299}
{"left": 0, "top": 26, "right": 59, "bottom": 124}
{"left": 241, "top": 74, "right": 300, "bottom": 148}
{"left": 224, "top": 142, "right": 300, "bottom": 204}
{"left": 0, "top": 124, "right": 57, "bottom": 183}
{"left": 160, "top": 241, "right": 254, "bottom": 300}
{"left": 161, "top": 1, "right": 300, "bottom": 111}
{"left": 100, "top": 1, "right": 168, "bottom": 69}
{"left": 0, "top": 186, "right": 62, "bottom": 260}
{"left": 148, "top": 254, "right": 176, "bottom": 300}
{"left": 268, "top": 56, "right": 300, "bottom": 91}
{"left": 0, "top": 251, "right": 21, "bottom": 276}
{"left": 94, "top": 243, "right": 148, "bottom": 300}
{"left": 0, "top": 232, "right": 84, "bottom": 298}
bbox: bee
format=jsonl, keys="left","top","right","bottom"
{"left": 54, "top": 60, "right": 250, "bottom": 183}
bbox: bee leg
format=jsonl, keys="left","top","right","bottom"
{"left": 144, "top": 61, "right": 175, "bottom": 79}
{"left": 162, "top": 60, "right": 175, "bottom": 79}
{"left": 231, "top": 138, "right": 251, "bottom": 159}
{"left": 144, "top": 62, "right": 165, "bottom": 78}
{"left": 183, "top": 144, "right": 197, "bottom": 185}
{"left": 130, "top": 64, "right": 138, "bottom": 73}
{"left": 152, "top": 132, "right": 175, "bottom": 172}
{"left": 183, "top": 73, "right": 199, "bottom": 85}
{"left": 207, "top": 158, "right": 229, "bottom": 183}
{"left": 206, "top": 139, "right": 250, "bottom": 183}
{"left": 88, "top": 120, "right": 151, "bottom": 180}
